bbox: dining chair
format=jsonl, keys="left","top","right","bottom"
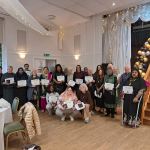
{"left": 12, "top": 97, "right": 19, "bottom": 120}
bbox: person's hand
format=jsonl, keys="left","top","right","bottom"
{"left": 86, "top": 82, "right": 89, "bottom": 85}
{"left": 133, "top": 97, "right": 138, "bottom": 103}
{"left": 17, "top": 86, "right": 21, "bottom": 88}
{"left": 3, "top": 82, "right": 8, "bottom": 85}
{"left": 105, "top": 88, "right": 109, "bottom": 91}
{"left": 61, "top": 107, "right": 65, "bottom": 110}
{"left": 67, "top": 84, "right": 70, "bottom": 87}
{"left": 92, "top": 80, "right": 95, "bottom": 83}
{"left": 42, "top": 88, "right": 45, "bottom": 93}
{"left": 48, "top": 82, "right": 51, "bottom": 85}
{"left": 14, "top": 82, "right": 16, "bottom": 84}
{"left": 39, "top": 81, "right": 41, "bottom": 83}
{"left": 77, "top": 100, "right": 81, "bottom": 104}
{"left": 58, "top": 81, "right": 63, "bottom": 84}
{"left": 72, "top": 107, "right": 76, "bottom": 110}
{"left": 121, "top": 91, "right": 125, "bottom": 95}
{"left": 116, "top": 87, "right": 118, "bottom": 90}
{"left": 62, "top": 80, "right": 65, "bottom": 83}
{"left": 32, "top": 85, "right": 36, "bottom": 87}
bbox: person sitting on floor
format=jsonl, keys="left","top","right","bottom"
{"left": 56, "top": 87, "right": 79, "bottom": 121}
{"left": 46, "top": 85, "right": 59, "bottom": 115}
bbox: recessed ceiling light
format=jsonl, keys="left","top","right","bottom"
{"left": 113, "top": 3, "right": 115, "bottom": 6}
{"left": 47, "top": 15, "right": 56, "bottom": 20}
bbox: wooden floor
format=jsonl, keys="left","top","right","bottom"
{"left": 7, "top": 108, "right": 150, "bottom": 150}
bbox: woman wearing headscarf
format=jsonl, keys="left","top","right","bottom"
{"left": 40, "top": 67, "right": 52, "bottom": 112}
{"left": 14, "top": 67, "right": 28, "bottom": 108}
{"left": 84, "top": 67, "right": 88, "bottom": 76}
{"left": 27, "top": 69, "right": 40, "bottom": 107}
{"left": 73, "top": 65, "right": 85, "bottom": 93}
{"left": 122, "top": 69, "right": 147, "bottom": 128}
{"left": 1, "top": 66, "right": 15, "bottom": 105}
{"left": 103, "top": 68, "right": 118, "bottom": 118}
{"left": 56, "top": 87, "right": 79, "bottom": 121}
{"left": 53, "top": 64, "right": 65, "bottom": 94}
{"left": 94, "top": 65, "right": 102, "bottom": 76}
{"left": 0, "top": 66, "right": 3, "bottom": 98}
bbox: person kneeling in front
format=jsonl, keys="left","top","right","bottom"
{"left": 77, "top": 83, "right": 93, "bottom": 124}
{"left": 56, "top": 87, "right": 79, "bottom": 121}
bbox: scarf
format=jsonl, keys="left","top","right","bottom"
{"left": 17, "top": 67, "right": 25, "bottom": 80}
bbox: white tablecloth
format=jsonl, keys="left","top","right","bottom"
{"left": 0, "top": 106, "right": 13, "bottom": 150}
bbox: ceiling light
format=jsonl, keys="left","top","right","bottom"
{"left": 75, "top": 55, "right": 79, "bottom": 60}
{"left": 19, "top": 54, "right": 26, "bottom": 59}
{"left": 113, "top": 3, "right": 115, "bottom": 6}
{"left": 47, "top": 15, "right": 56, "bottom": 20}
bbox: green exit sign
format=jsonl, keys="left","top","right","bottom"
{"left": 44, "top": 54, "right": 50, "bottom": 57}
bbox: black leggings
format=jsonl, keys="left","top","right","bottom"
{"left": 106, "top": 108, "right": 115, "bottom": 115}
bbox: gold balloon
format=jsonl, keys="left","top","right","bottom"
{"left": 138, "top": 51, "right": 142, "bottom": 55}
{"left": 139, "top": 65, "right": 143, "bottom": 69}
{"left": 140, "top": 56, "right": 143, "bottom": 59}
{"left": 141, "top": 72, "right": 146, "bottom": 78}
{"left": 140, "top": 62, "right": 143, "bottom": 65}
{"left": 139, "top": 70, "right": 142, "bottom": 75}
{"left": 146, "top": 44, "right": 150, "bottom": 50}
{"left": 148, "top": 38, "right": 150, "bottom": 42}
{"left": 144, "top": 57, "right": 148, "bottom": 62}
{"left": 135, "top": 62, "right": 140, "bottom": 66}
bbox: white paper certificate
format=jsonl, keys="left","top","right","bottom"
{"left": 26, "top": 71, "right": 31, "bottom": 76}
{"left": 85, "top": 76, "right": 93, "bottom": 82}
{"left": 18, "top": 80, "right": 27, "bottom": 87}
{"left": 57, "top": 76, "right": 65, "bottom": 82}
{"left": 5, "top": 78, "right": 14, "bottom": 84}
{"left": 75, "top": 102, "right": 85, "bottom": 110}
{"left": 76, "top": 79, "right": 83, "bottom": 85}
{"left": 49, "top": 96, "right": 57, "bottom": 103}
{"left": 41, "top": 79, "right": 49, "bottom": 85}
{"left": 68, "top": 80, "right": 75, "bottom": 87}
{"left": 105, "top": 83, "right": 114, "bottom": 90}
{"left": 64, "top": 101, "right": 73, "bottom": 109}
{"left": 123, "top": 86, "right": 133, "bottom": 94}
{"left": 31, "top": 79, "right": 40, "bottom": 86}
{"left": 37, "top": 73, "right": 42, "bottom": 77}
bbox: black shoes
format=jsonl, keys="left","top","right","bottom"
{"left": 111, "top": 115, "right": 114, "bottom": 118}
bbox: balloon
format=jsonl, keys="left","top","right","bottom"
{"left": 141, "top": 47, "right": 144, "bottom": 50}
{"left": 148, "top": 38, "right": 150, "bottom": 44}
{"left": 140, "top": 56, "right": 143, "bottom": 59}
{"left": 142, "top": 68, "right": 147, "bottom": 72}
{"left": 138, "top": 51, "right": 142, "bottom": 55}
{"left": 142, "top": 63, "right": 148, "bottom": 68}
{"left": 135, "top": 62, "right": 140, "bottom": 66}
{"left": 141, "top": 51, "right": 145, "bottom": 56}
{"left": 134, "top": 65, "right": 138, "bottom": 69}
{"left": 145, "top": 42, "right": 148, "bottom": 47}
{"left": 144, "top": 57, "right": 148, "bottom": 62}
{"left": 135, "top": 56, "right": 140, "bottom": 61}
{"left": 143, "top": 47, "right": 147, "bottom": 52}
{"left": 140, "top": 62, "right": 143, "bottom": 65}
{"left": 140, "top": 58, "right": 144, "bottom": 63}
{"left": 139, "top": 70, "right": 142, "bottom": 75}
{"left": 141, "top": 72, "right": 146, "bottom": 78}
{"left": 146, "top": 44, "right": 150, "bottom": 50}
{"left": 139, "top": 65, "right": 143, "bottom": 69}
{"left": 145, "top": 51, "right": 150, "bottom": 56}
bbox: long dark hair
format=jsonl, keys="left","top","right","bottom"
{"left": 55, "top": 64, "right": 63, "bottom": 73}
{"left": 94, "top": 65, "right": 102, "bottom": 75}
{"left": 97, "top": 69, "right": 104, "bottom": 83}
{"left": 76, "top": 65, "right": 81, "bottom": 72}
{"left": 47, "top": 85, "right": 55, "bottom": 93}
{"left": 129, "top": 68, "right": 141, "bottom": 80}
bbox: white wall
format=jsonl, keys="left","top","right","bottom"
{"left": 1, "top": 14, "right": 62, "bottom": 73}
{"left": 61, "top": 14, "right": 102, "bottom": 72}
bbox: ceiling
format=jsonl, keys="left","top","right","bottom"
{"left": 0, "top": 0, "right": 149, "bottom": 30}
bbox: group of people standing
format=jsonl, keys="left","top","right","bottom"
{"left": 0, "top": 63, "right": 147, "bottom": 127}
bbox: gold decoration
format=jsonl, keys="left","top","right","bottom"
{"left": 138, "top": 51, "right": 142, "bottom": 55}
{"left": 144, "top": 57, "right": 148, "bottom": 62}
{"left": 135, "top": 62, "right": 140, "bottom": 66}
{"left": 141, "top": 72, "right": 146, "bottom": 78}
{"left": 139, "top": 70, "right": 142, "bottom": 75}
{"left": 146, "top": 44, "right": 150, "bottom": 50}
{"left": 140, "top": 56, "right": 143, "bottom": 59}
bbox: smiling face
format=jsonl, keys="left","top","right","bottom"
{"left": 99, "top": 69, "right": 102, "bottom": 76}
{"left": 19, "top": 69, "right": 23, "bottom": 74}
{"left": 67, "top": 87, "right": 72, "bottom": 95}
{"left": 68, "top": 69, "right": 72, "bottom": 75}
{"left": 57, "top": 66, "right": 61, "bottom": 72}
{"left": 38, "top": 68, "right": 42, "bottom": 73}
{"left": 132, "top": 70, "right": 138, "bottom": 78}
{"left": 125, "top": 66, "right": 130, "bottom": 73}
{"left": 80, "top": 86, "right": 86, "bottom": 93}
{"left": 97, "top": 65, "right": 101, "bottom": 71}
{"left": 32, "top": 70, "right": 37, "bottom": 76}
{"left": 8, "top": 67, "right": 13, "bottom": 73}
{"left": 50, "top": 86, "right": 54, "bottom": 93}
{"left": 76, "top": 65, "right": 81, "bottom": 72}
{"left": 44, "top": 67, "right": 48, "bottom": 74}
{"left": 84, "top": 68, "right": 88, "bottom": 73}
{"left": 25, "top": 64, "right": 29, "bottom": 71}
{"left": 113, "top": 67, "right": 117, "bottom": 74}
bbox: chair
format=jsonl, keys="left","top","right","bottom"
{"left": 12, "top": 97, "right": 19, "bottom": 120}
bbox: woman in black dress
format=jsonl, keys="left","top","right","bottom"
{"left": 53, "top": 64, "right": 65, "bottom": 94}
{"left": 94, "top": 65, "right": 102, "bottom": 76}
{"left": 122, "top": 68, "right": 147, "bottom": 128}
{"left": 14, "top": 67, "right": 28, "bottom": 109}
{"left": 96, "top": 69, "right": 104, "bottom": 113}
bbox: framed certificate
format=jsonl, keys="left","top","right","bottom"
{"left": 68, "top": 80, "right": 75, "bottom": 87}
{"left": 76, "top": 79, "right": 83, "bottom": 85}
{"left": 57, "top": 76, "right": 65, "bottom": 82}
{"left": 31, "top": 79, "right": 40, "bottom": 86}
{"left": 75, "top": 102, "right": 85, "bottom": 110}
{"left": 85, "top": 76, "right": 93, "bottom": 82}
{"left": 18, "top": 80, "right": 27, "bottom": 87}
{"left": 37, "top": 73, "right": 42, "bottom": 77}
{"left": 63, "top": 101, "right": 73, "bottom": 109}
{"left": 48, "top": 96, "right": 57, "bottom": 103}
{"left": 123, "top": 86, "right": 133, "bottom": 94}
{"left": 105, "top": 83, "right": 114, "bottom": 90}
{"left": 5, "top": 78, "right": 14, "bottom": 84}
{"left": 41, "top": 79, "right": 49, "bottom": 85}
{"left": 26, "top": 71, "right": 31, "bottom": 76}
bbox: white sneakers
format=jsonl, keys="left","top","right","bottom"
{"left": 61, "top": 115, "right": 74, "bottom": 121}
{"left": 69, "top": 115, "right": 74, "bottom": 121}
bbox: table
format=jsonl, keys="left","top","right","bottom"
{"left": 0, "top": 107, "right": 13, "bottom": 150}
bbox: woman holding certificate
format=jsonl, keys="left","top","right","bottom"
{"left": 103, "top": 68, "right": 118, "bottom": 118}
{"left": 122, "top": 68, "right": 147, "bottom": 128}
{"left": 27, "top": 69, "right": 40, "bottom": 107}
{"left": 56, "top": 87, "right": 79, "bottom": 121}
{"left": 1, "top": 66, "right": 15, "bottom": 105}
{"left": 73, "top": 65, "right": 85, "bottom": 93}
{"left": 40, "top": 67, "right": 52, "bottom": 112}
{"left": 53, "top": 64, "right": 65, "bottom": 94}
{"left": 14, "top": 67, "right": 28, "bottom": 108}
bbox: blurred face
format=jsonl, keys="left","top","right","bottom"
{"left": 132, "top": 70, "right": 138, "bottom": 78}
{"left": 113, "top": 67, "right": 118, "bottom": 74}
{"left": 38, "top": 68, "right": 42, "bottom": 73}
{"left": 97, "top": 65, "right": 101, "bottom": 71}
{"left": 125, "top": 66, "right": 130, "bottom": 73}
{"left": 32, "top": 70, "right": 37, "bottom": 76}
{"left": 50, "top": 86, "right": 54, "bottom": 93}
{"left": 84, "top": 68, "right": 88, "bottom": 73}
{"left": 57, "top": 66, "right": 61, "bottom": 72}
{"left": 44, "top": 68, "right": 48, "bottom": 74}
{"left": 25, "top": 65, "right": 29, "bottom": 71}
{"left": 0, "top": 68, "right": 2, "bottom": 73}
{"left": 68, "top": 69, "right": 72, "bottom": 75}
{"left": 80, "top": 86, "right": 86, "bottom": 93}
{"left": 19, "top": 69, "right": 23, "bottom": 74}
{"left": 8, "top": 67, "right": 13, "bottom": 73}
{"left": 77, "top": 66, "right": 80, "bottom": 72}
{"left": 67, "top": 87, "right": 72, "bottom": 95}
{"left": 88, "top": 68, "right": 93, "bottom": 75}
{"left": 64, "top": 68, "right": 68, "bottom": 73}
{"left": 99, "top": 69, "right": 102, "bottom": 75}
{"left": 107, "top": 69, "right": 113, "bottom": 75}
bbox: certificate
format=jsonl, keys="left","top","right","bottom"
{"left": 123, "top": 86, "right": 133, "bottom": 94}
{"left": 41, "top": 79, "right": 49, "bottom": 85}
{"left": 76, "top": 79, "right": 83, "bottom": 85}
{"left": 85, "top": 76, "right": 93, "bottom": 82}
{"left": 18, "top": 80, "right": 27, "bottom": 87}
{"left": 26, "top": 71, "right": 31, "bottom": 76}
{"left": 5, "top": 78, "right": 14, "bottom": 84}
{"left": 48, "top": 96, "right": 57, "bottom": 103}
{"left": 75, "top": 102, "right": 85, "bottom": 110}
{"left": 57, "top": 76, "right": 65, "bottom": 82}
{"left": 37, "top": 73, "right": 42, "bottom": 77}
{"left": 68, "top": 80, "right": 75, "bottom": 87}
{"left": 31, "top": 79, "right": 40, "bottom": 86}
{"left": 63, "top": 101, "right": 73, "bottom": 109}
{"left": 105, "top": 83, "right": 114, "bottom": 90}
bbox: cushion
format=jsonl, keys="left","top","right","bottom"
{"left": 12, "top": 98, "right": 19, "bottom": 114}
{"left": 4, "top": 121, "right": 24, "bottom": 135}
